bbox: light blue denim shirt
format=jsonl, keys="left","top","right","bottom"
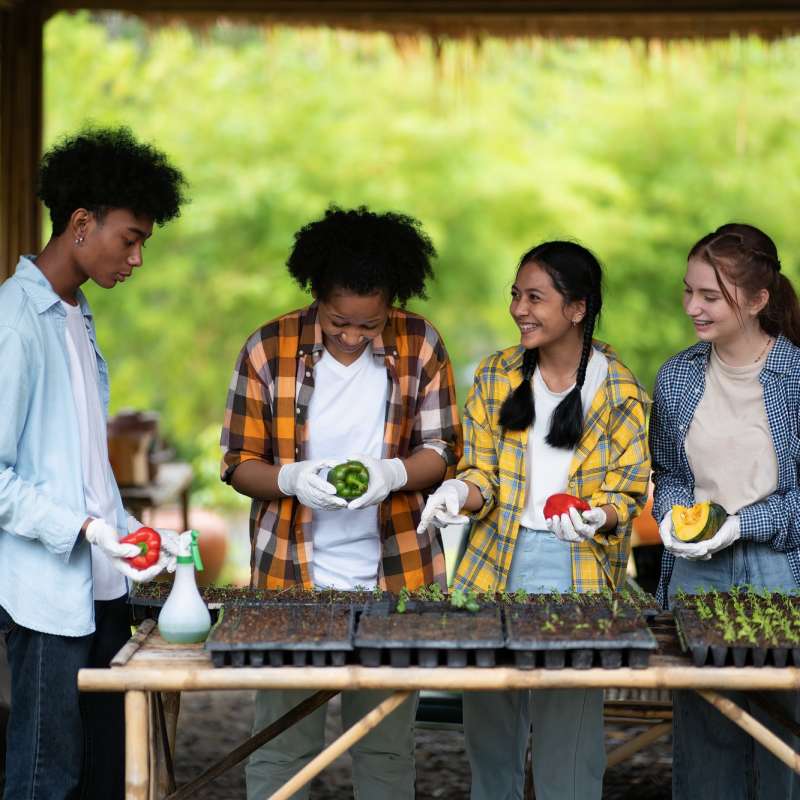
{"left": 0, "top": 256, "right": 127, "bottom": 635}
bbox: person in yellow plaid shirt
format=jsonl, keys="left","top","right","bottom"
{"left": 419, "top": 240, "right": 650, "bottom": 800}
{"left": 221, "top": 206, "right": 462, "bottom": 800}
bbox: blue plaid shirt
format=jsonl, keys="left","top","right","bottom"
{"left": 651, "top": 334, "right": 800, "bottom": 606}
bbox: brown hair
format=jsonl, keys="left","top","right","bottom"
{"left": 689, "top": 223, "right": 800, "bottom": 346}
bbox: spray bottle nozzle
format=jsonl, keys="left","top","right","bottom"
{"left": 190, "top": 530, "right": 204, "bottom": 572}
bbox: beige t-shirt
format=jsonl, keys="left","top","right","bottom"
{"left": 685, "top": 346, "right": 777, "bottom": 515}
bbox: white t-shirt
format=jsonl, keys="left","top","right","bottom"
{"left": 61, "top": 301, "right": 127, "bottom": 601}
{"left": 520, "top": 348, "right": 609, "bottom": 530}
{"left": 306, "top": 345, "right": 388, "bottom": 589}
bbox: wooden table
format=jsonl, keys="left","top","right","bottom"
{"left": 78, "top": 617, "right": 800, "bottom": 800}
{"left": 118, "top": 462, "right": 194, "bottom": 531}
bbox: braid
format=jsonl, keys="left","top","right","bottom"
{"left": 546, "top": 300, "right": 597, "bottom": 449}
{"left": 499, "top": 348, "right": 538, "bottom": 431}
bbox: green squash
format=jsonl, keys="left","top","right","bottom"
{"left": 671, "top": 501, "right": 727, "bottom": 543}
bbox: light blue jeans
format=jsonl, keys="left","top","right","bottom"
{"left": 462, "top": 528, "right": 606, "bottom": 800}
{"left": 668, "top": 541, "right": 800, "bottom": 800}
{"left": 246, "top": 689, "right": 418, "bottom": 800}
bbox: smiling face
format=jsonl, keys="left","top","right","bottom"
{"left": 317, "top": 288, "right": 390, "bottom": 364}
{"left": 683, "top": 256, "right": 766, "bottom": 344}
{"left": 509, "top": 260, "right": 585, "bottom": 350}
{"left": 73, "top": 207, "right": 154, "bottom": 289}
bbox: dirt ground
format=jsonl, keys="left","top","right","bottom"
{"left": 174, "top": 690, "right": 672, "bottom": 799}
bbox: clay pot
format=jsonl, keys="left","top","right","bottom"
{"left": 148, "top": 508, "right": 229, "bottom": 586}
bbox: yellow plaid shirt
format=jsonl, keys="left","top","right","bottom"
{"left": 453, "top": 341, "right": 651, "bottom": 593}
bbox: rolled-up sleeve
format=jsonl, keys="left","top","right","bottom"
{"left": 220, "top": 343, "right": 274, "bottom": 484}
{"left": 457, "top": 372, "right": 500, "bottom": 522}
{"left": 649, "top": 365, "right": 696, "bottom": 524}
{"left": 590, "top": 396, "right": 651, "bottom": 545}
{"left": 411, "top": 337, "right": 463, "bottom": 476}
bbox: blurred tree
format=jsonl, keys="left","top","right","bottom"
{"left": 43, "top": 14, "right": 800, "bottom": 504}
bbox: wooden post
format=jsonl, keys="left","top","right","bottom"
{"left": 126, "top": 690, "right": 150, "bottom": 800}
{"left": 267, "top": 690, "right": 411, "bottom": 800}
{"left": 0, "top": 0, "right": 43, "bottom": 282}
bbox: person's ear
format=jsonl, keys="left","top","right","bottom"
{"left": 566, "top": 298, "right": 587, "bottom": 325}
{"left": 749, "top": 288, "right": 769, "bottom": 317}
{"left": 69, "top": 208, "right": 92, "bottom": 245}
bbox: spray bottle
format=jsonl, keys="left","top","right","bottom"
{"left": 158, "top": 529, "right": 212, "bottom": 644}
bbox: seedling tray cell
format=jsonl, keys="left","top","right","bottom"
{"left": 205, "top": 603, "right": 354, "bottom": 668}
{"left": 354, "top": 600, "right": 505, "bottom": 668}
{"left": 673, "top": 592, "right": 800, "bottom": 668}
{"left": 505, "top": 600, "right": 656, "bottom": 670}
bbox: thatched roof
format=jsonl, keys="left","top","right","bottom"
{"left": 41, "top": 1, "right": 800, "bottom": 39}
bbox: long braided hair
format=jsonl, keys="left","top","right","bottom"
{"left": 498, "top": 241, "right": 604, "bottom": 450}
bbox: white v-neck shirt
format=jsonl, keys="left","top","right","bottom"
{"left": 61, "top": 300, "right": 127, "bottom": 601}
{"left": 306, "top": 344, "right": 388, "bottom": 589}
{"left": 520, "top": 348, "right": 608, "bottom": 530}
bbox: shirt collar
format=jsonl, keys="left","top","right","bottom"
{"left": 15, "top": 255, "right": 93, "bottom": 319}
{"left": 501, "top": 340, "right": 647, "bottom": 408}
{"left": 682, "top": 335, "right": 795, "bottom": 375}
{"left": 296, "top": 301, "right": 396, "bottom": 360}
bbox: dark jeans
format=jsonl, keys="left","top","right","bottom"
{"left": 0, "top": 597, "right": 130, "bottom": 800}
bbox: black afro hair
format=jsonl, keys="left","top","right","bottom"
{"left": 38, "top": 126, "right": 187, "bottom": 235}
{"left": 286, "top": 205, "right": 436, "bottom": 306}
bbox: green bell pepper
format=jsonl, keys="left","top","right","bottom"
{"left": 328, "top": 460, "right": 369, "bottom": 500}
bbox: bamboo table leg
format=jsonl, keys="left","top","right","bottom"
{"left": 126, "top": 690, "right": 150, "bottom": 800}
{"left": 267, "top": 690, "right": 412, "bottom": 800}
{"left": 697, "top": 690, "right": 800, "bottom": 775}
{"left": 167, "top": 689, "right": 339, "bottom": 800}
{"left": 606, "top": 721, "right": 672, "bottom": 768}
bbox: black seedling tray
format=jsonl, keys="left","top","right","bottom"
{"left": 504, "top": 606, "right": 657, "bottom": 670}
{"left": 673, "top": 605, "right": 800, "bottom": 668}
{"left": 129, "top": 584, "right": 382, "bottom": 624}
{"left": 205, "top": 603, "right": 355, "bottom": 668}
{"left": 354, "top": 600, "right": 505, "bottom": 668}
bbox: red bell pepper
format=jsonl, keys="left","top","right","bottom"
{"left": 543, "top": 493, "right": 591, "bottom": 520}
{"left": 120, "top": 526, "right": 161, "bottom": 570}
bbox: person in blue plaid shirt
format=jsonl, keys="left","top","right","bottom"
{"left": 651, "top": 223, "right": 800, "bottom": 800}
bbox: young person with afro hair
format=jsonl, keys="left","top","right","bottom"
{"left": 221, "top": 205, "right": 462, "bottom": 799}
{"left": 0, "top": 127, "right": 186, "bottom": 800}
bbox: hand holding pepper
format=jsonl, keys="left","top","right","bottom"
{"left": 120, "top": 526, "right": 161, "bottom": 570}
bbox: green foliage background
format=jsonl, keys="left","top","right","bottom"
{"left": 44, "top": 13, "right": 800, "bottom": 506}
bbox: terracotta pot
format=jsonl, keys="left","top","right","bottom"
{"left": 148, "top": 508, "right": 229, "bottom": 586}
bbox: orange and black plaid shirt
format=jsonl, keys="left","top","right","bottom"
{"left": 220, "top": 302, "right": 463, "bottom": 592}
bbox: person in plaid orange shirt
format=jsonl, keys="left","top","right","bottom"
{"left": 220, "top": 206, "right": 461, "bottom": 800}
{"left": 419, "top": 241, "right": 650, "bottom": 800}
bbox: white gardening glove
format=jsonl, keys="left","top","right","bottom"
{"left": 547, "top": 506, "right": 606, "bottom": 542}
{"left": 659, "top": 512, "right": 676, "bottom": 551}
{"left": 110, "top": 555, "right": 166, "bottom": 583}
{"left": 416, "top": 479, "right": 470, "bottom": 534}
{"left": 346, "top": 454, "right": 407, "bottom": 510}
{"left": 664, "top": 514, "right": 741, "bottom": 561}
{"left": 278, "top": 459, "right": 347, "bottom": 510}
{"left": 85, "top": 518, "right": 140, "bottom": 559}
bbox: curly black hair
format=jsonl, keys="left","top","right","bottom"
{"left": 286, "top": 206, "right": 436, "bottom": 305}
{"left": 38, "top": 126, "right": 187, "bottom": 235}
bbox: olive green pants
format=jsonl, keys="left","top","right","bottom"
{"left": 246, "top": 689, "right": 418, "bottom": 800}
